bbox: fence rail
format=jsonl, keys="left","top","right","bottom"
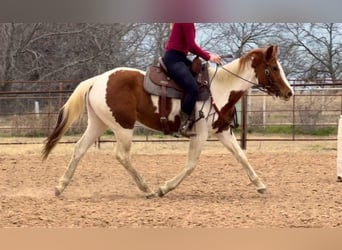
{"left": 0, "top": 79, "right": 341, "bottom": 147}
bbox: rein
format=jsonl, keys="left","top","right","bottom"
{"left": 218, "top": 64, "right": 275, "bottom": 96}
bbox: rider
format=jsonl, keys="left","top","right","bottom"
{"left": 163, "top": 23, "right": 222, "bottom": 137}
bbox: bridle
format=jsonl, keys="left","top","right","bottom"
{"left": 217, "top": 63, "right": 280, "bottom": 97}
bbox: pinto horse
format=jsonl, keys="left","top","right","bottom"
{"left": 42, "top": 45, "right": 293, "bottom": 198}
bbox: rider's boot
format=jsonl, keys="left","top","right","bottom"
{"left": 179, "top": 111, "right": 196, "bottom": 137}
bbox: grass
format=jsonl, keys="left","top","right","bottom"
{"left": 249, "top": 125, "right": 337, "bottom": 136}
{"left": 309, "top": 127, "right": 338, "bottom": 136}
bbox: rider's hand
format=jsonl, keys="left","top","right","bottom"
{"left": 209, "top": 54, "right": 222, "bottom": 65}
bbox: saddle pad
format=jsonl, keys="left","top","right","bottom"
{"left": 143, "top": 65, "right": 210, "bottom": 101}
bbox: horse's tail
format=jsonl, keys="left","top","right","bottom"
{"left": 42, "top": 77, "right": 96, "bottom": 160}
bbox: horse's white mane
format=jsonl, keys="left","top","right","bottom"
{"left": 208, "top": 56, "right": 252, "bottom": 83}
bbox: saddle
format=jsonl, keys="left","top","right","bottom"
{"left": 144, "top": 57, "right": 210, "bottom": 101}
{"left": 143, "top": 56, "right": 211, "bottom": 134}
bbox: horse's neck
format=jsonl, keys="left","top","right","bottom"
{"left": 208, "top": 58, "right": 255, "bottom": 108}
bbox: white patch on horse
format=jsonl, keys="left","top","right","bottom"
{"left": 210, "top": 60, "right": 254, "bottom": 109}
{"left": 277, "top": 61, "right": 294, "bottom": 95}
{"left": 169, "top": 99, "right": 181, "bottom": 120}
{"left": 150, "top": 95, "right": 181, "bottom": 121}
{"left": 150, "top": 96, "right": 159, "bottom": 114}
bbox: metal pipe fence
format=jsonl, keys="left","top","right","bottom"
{"left": 0, "top": 79, "right": 341, "bottom": 147}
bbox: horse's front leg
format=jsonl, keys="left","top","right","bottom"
{"left": 216, "top": 131, "right": 266, "bottom": 193}
{"left": 156, "top": 130, "right": 208, "bottom": 197}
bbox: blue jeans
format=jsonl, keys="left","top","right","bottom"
{"left": 163, "top": 50, "right": 199, "bottom": 116}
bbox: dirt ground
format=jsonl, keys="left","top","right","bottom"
{"left": 0, "top": 138, "right": 341, "bottom": 228}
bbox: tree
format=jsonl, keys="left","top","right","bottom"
{"left": 143, "top": 23, "right": 170, "bottom": 66}
{"left": 282, "top": 23, "right": 342, "bottom": 82}
{"left": 1, "top": 23, "right": 341, "bottom": 86}
{"left": 198, "top": 23, "right": 278, "bottom": 58}
{"left": 0, "top": 23, "right": 144, "bottom": 88}
{"left": 0, "top": 23, "right": 147, "bottom": 114}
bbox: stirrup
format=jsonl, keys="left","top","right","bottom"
{"left": 179, "top": 123, "right": 196, "bottom": 137}
{"left": 178, "top": 111, "right": 196, "bottom": 137}
{"left": 179, "top": 129, "right": 196, "bottom": 138}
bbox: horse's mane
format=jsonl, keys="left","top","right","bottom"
{"left": 208, "top": 47, "right": 266, "bottom": 82}
{"left": 239, "top": 47, "right": 265, "bottom": 70}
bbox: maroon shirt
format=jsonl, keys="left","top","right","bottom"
{"left": 165, "top": 23, "right": 211, "bottom": 61}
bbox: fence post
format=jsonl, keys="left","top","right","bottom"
{"left": 292, "top": 94, "right": 296, "bottom": 141}
{"left": 262, "top": 94, "right": 266, "bottom": 129}
{"left": 59, "top": 82, "right": 63, "bottom": 109}
{"left": 337, "top": 115, "right": 342, "bottom": 182}
{"left": 34, "top": 101, "right": 40, "bottom": 118}
{"left": 240, "top": 93, "right": 247, "bottom": 150}
{"left": 47, "top": 82, "right": 52, "bottom": 134}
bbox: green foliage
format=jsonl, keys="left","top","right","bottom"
{"left": 305, "top": 127, "right": 337, "bottom": 136}
{"left": 249, "top": 125, "right": 337, "bottom": 136}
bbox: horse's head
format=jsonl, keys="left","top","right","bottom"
{"left": 250, "top": 45, "right": 293, "bottom": 101}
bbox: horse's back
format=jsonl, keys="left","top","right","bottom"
{"left": 89, "top": 67, "right": 146, "bottom": 102}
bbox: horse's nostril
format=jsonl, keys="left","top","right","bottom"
{"left": 287, "top": 91, "right": 293, "bottom": 97}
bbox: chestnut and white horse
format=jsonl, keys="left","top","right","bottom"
{"left": 43, "top": 45, "right": 293, "bottom": 198}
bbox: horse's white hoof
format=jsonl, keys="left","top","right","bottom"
{"left": 145, "top": 192, "right": 157, "bottom": 199}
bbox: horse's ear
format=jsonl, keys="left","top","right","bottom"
{"left": 265, "top": 45, "right": 278, "bottom": 61}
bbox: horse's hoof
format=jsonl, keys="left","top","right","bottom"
{"left": 54, "top": 187, "right": 62, "bottom": 197}
{"left": 157, "top": 188, "right": 165, "bottom": 197}
{"left": 257, "top": 188, "right": 267, "bottom": 194}
{"left": 337, "top": 176, "right": 342, "bottom": 182}
{"left": 145, "top": 192, "right": 157, "bottom": 199}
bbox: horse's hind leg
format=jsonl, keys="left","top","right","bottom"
{"left": 55, "top": 110, "right": 107, "bottom": 196}
{"left": 216, "top": 131, "right": 266, "bottom": 193}
{"left": 114, "top": 128, "right": 152, "bottom": 194}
